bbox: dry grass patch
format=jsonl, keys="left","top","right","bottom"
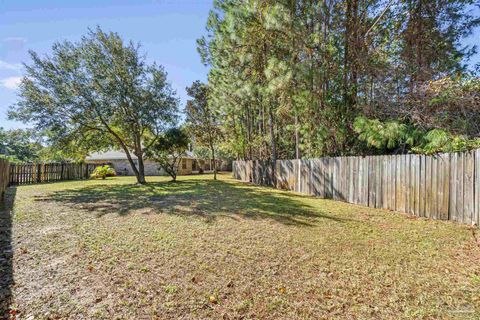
{"left": 1, "top": 173, "right": 479, "bottom": 319}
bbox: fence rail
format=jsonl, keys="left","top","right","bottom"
{"left": 233, "top": 149, "right": 480, "bottom": 226}
{"left": 9, "top": 162, "right": 108, "bottom": 186}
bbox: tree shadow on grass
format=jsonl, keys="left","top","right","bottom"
{"left": 0, "top": 187, "right": 16, "bottom": 319}
{"left": 33, "top": 178, "right": 349, "bottom": 227}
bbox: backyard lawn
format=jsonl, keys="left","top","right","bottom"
{"left": 1, "top": 173, "right": 480, "bottom": 319}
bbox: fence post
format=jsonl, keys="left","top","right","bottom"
{"left": 60, "top": 163, "right": 64, "bottom": 180}
{"left": 37, "top": 163, "right": 41, "bottom": 183}
{"left": 475, "top": 149, "right": 480, "bottom": 226}
{"left": 10, "top": 164, "right": 14, "bottom": 186}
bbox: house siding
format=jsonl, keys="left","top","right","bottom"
{"left": 86, "top": 159, "right": 195, "bottom": 176}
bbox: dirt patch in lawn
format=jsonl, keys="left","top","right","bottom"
{"left": 3, "top": 174, "right": 480, "bottom": 319}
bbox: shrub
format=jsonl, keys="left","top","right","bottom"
{"left": 90, "top": 165, "right": 116, "bottom": 180}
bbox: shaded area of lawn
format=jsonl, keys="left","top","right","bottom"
{"left": 33, "top": 177, "right": 347, "bottom": 226}
{"left": 6, "top": 174, "right": 480, "bottom": 319}
{"left": 0, "top": 187, "right": 16, "bottom": 318}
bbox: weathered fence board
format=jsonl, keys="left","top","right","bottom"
{"left": 233, "top": 149, "right": 480, "bottom": 227}
{"left": 0, "top": 160, "right": 9, "bottom": 197}
{"left": 9, "top": 162, "right": 108, "bottom": 186}
{"left": 476, "top": 149, "right": 480, "bottom": 226}
{"left": 464, "top": 151, "right": 475, "bottom": 225}
{"left": 456, "top": 153, "right": 465, "bottom": 223}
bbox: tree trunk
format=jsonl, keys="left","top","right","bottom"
{"left": 294, "top": 114, "right": 300, "bottom": 159}
{"left": 210, "top": 142, "right": 217, "bottom": 180}
{"left": 171, "top": 159, "right": 179, "bottom": 181}
{"left": 291, "top": 0, "right": 300, "bottom": 160}
{"left": 136, "top": 154, "right": 147, "bottom": 184}
{"left": 343, "top": 0, "right": 359, "bottom": 109}
{"left": 133, "top": 135, "right": 147, "bottom": 185}
{"left": 105, "top": 125, "right": 146, "bottom": 185}
{"left": 118, "top": 143, "right": 144, "bottom": 184}
{"left": 268, "top": 103, "right": 277, "bottom": 186}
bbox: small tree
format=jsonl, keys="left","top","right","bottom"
{"left": 9, "top": 27, "right": 178, "bottom": 184}
{"left": 185, "top": 81, "right": 221, "bottom": 179}
{"left": 146, "top": 128, "right": 189, "bottom": 182}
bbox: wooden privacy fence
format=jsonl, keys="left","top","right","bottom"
{"left": 0, "top": 159, "right": 10, "bottom": 197}
{"left": 233, "top": 149, "right": 480, "bottom": 226}
{"left": 9, "top": 162, "right": 108, "bottom": 186}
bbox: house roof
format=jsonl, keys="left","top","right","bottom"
{"left": 86, "top": 150, "right": 137, "bottom": 161}
{"left": 86, "top": 150, "right": 195, "bottom": 161}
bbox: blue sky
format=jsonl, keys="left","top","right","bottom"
{"left": 0, "top": 0, "right": 212, "bottom": 129}
{"left": 0, "top": 1, "right": 479, "bottom": 130}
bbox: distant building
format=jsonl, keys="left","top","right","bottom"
{"left": 85, "top": 150, "right": 230, "bottom": 176}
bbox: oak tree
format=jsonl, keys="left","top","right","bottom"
{"left": 10, "top": 27, "right": 179, "bottom": 184}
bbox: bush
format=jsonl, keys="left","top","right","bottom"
{"left": 90, "top": 165, "right": 116, "bottom": 180}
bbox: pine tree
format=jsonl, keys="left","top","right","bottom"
{"left": 198, "top": 0, "right": 479, "bottom": 158}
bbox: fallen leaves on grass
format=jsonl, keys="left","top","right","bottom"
{"left": 4, "top": 174, "right": 480, "bottom": 319}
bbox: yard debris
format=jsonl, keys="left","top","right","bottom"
{"left": 471, "top": 226, "right": 480, "bottom": 248}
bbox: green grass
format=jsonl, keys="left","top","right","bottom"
{"left": 4, "top": 173, "right": 480, "bottom": 319}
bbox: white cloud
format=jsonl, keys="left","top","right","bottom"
{"left": 3, "top": 37, "right": 27, "bottom": 42}
{"left": 0, "top": 76, "right": 23, "bottom": 90}
{"left": 0, "top": 60, "right": 22, "bottom": 71}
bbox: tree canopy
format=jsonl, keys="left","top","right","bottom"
{"left": 185, "top": 80, "right": 221, "bottom": 179}
{"left": 146, "top": 127, "right": 190, "bottom": 181}
{"left": 10, "top": 27, "right": 179, "bottom": 183}
{"left": 198, "top": 0, "right": 480, "bottom": 160}
{"left": 0, "top": 128, "right": 43, "bottom": 163}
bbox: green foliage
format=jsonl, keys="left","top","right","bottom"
{"left": 90, "top": 165, "right": 116, "bottom": 180}
{"left": 185, "top": 80, "right": 223, "bottom": 179}
{"left": 354, "top": 116, "right": 480, "bottom": 155}
{"left": 0, "top": 127, "right": 77, "bottom": 163}
{"left": 354, "top": 117, "right": 422, "bottom": 151}
{"left": 37, "top": 146, "right": 82, "bottom": 163}
{"left": 146, "top": 128, "right": 190, "bottom": 181}
{"left": 200, "top": 0, "right": 479, "bottom": 159}
{"left": 9, "top": 27, "right": 179, "bottom": 184}
{"left": 154, "top": 128, "right": 190, "bottom": 157}
{"left": 185, "top": 81, "right": 221, "bottom": 148}
{"left": 0, "top": 128, "right": 43, "bottom": 163}
{"left": 412, "top": 130, "right": 480, "bottom": 155}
